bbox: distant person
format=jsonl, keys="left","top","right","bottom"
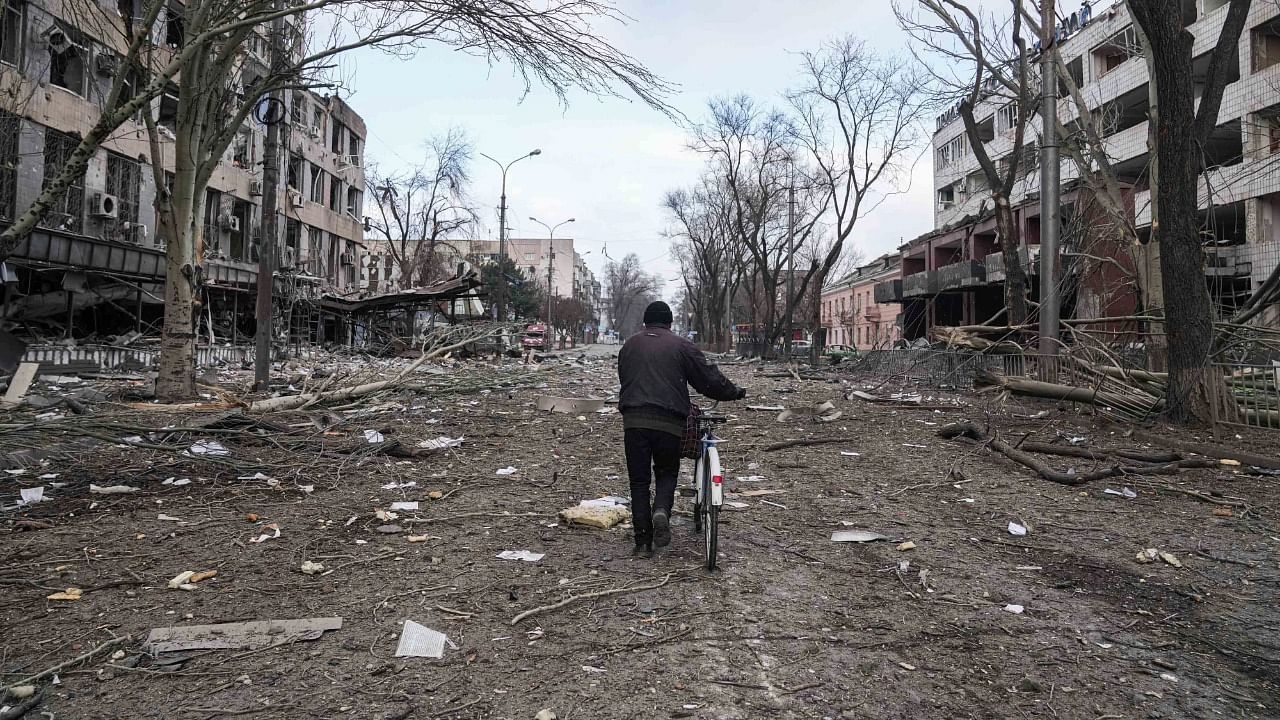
{"left": 617, "top": 301, "right": 746, "bottom": 558}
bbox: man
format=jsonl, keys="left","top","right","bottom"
{"left": 618, "top": 301, "right": 746, "bottom": 558}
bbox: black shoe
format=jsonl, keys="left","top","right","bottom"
{"left": 633, "top": 542, "right": 653, "bottom": 559}
{"left": 652, "top": 509, "right": 671, "bottom": 548}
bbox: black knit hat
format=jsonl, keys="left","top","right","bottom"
{"left": 642, "top": 301, "right": 673, "bottom": 327}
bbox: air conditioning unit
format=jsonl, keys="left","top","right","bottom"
{"left": 309, "top": 126, "right": 321, "bottom": 139}
{"left": 220, "top": 215, "right": 240, "bottom": 232}
{"left": 339, "top": 252, "right": 354, "bottom": 265}
{"left": 90, "top": 192, "right": 119, "bottom": 219}
{"left": 288, "top": 190, "right": 304, "bottom": 208}
{"left": 94, "top": 53, "right": 119, "bottom": 77}
{"left": 249, "top": 180, "right": 264, "bottom": 196}
{"left": 338, "top": 154, "right": 360, "bottom": 168}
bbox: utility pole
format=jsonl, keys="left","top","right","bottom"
{"left": 481, "top": 150, "right": 541, "bottom": 322}
{"left": 784, "top": 162, "right": 796, "bottom": 360}
{"left": 529, "top": 216, "right": 573, "bottom": 347}
{"left": 1038, "top": 0, "right": 1061, "bottom": 369}
{"left": 254, "top": 0, "right": 286, "bottom": 392}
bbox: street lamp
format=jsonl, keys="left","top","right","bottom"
{"left": 479, "top": 148, "right": 541, "bottom": 320}
{"left": 529, "top": 216, "right": 574, "bottom": 338}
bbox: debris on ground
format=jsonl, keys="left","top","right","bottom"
{"left": 831, "top": 530, "right": 888, "bottom": 543}
{"left": 394, "top": 620, "right": 455, "bottom": 659}
{"left": 144, "top": 618, "right": 344, "bottom": 653}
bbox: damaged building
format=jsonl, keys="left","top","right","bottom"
{"left": 878, "top": 0, "right": 1280, "bottom": 344}
{"left": 0, "top": 0, "right": 371, "bottom": 354}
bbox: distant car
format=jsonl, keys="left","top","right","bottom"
{"left": 521, "top": 323, "right": 547, "bottom": 350}
{"left": 825, "top": 344, "right": 858, "bottom": 363}
{"left": 789, "top": 340, "right": 812, "bottom": 357}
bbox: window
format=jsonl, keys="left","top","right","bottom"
{"left": 202, "top": 188, "right": 221, "bottom": 254}
{"left": 347, "top": 133, "right": 360, "bottom": 161}
{"left": 345, "top": 186, "right": 360, "bottom": 216}
{"left": 158, "top": 83, "right": 179, "bottom": 131}
{"left": 284, "top": 218, "right": 301, "bottom": 263}
{"left": 105, "top": 152, "right": 141, "bottom": 226}
{"left": 328, "top": 175, "right": 342, "bottom": 212}
{"left": 308, "top": 226, "right": 325, "bottom": 274}
{"left": 344, "top": 240, "right": 356, "bottom": 285}
{"left": 309, "top": 164, "right": 323, "bottom": 203}
{"left": 164, "top": 1, "right": 184, "bottom": 47}
{"left": 996, "top": 103, "right": 1018, "bottom": 133}
{"left": 48, "top": 29, "right": 87, "bottom": 96}
{"left": 937, "top": 185, "right": 956, "bottom": 207}
{"left": 287, "top": 154, "right": 302, "bottom": 190}
{"left": 975, "top": 116, "right": 995, "bottom": 143}
{"left": 232, "top": 129, "right": 252, "bottom": 168}
{"left": 311, "top": 105, "right": 324, "bottom": 135}
{"left": 936, "top": 135, "right": 967, "bottom": 169}
{"left": 40, "top": 128, "right": 84, "bottom": 233}
{"left": 1, "top": 0, "right": 23, "bottom": 66}
{"left": 0, "top": 110, "right": 15, "bottom": 220}
{"left": 1253, "top": 17, "right": 1280, "bottom": 72}
{"left": 330, "top": 120, "right": 344, "bottom": 154}
{"left": 1058, "top": 56, "right": 1084, "bottom": 95}
{"left": 290, "top": 94, "right": 304, "bottom": 125}
{"left": 1093, "top": 26, "right": 1141, "bottom": 77}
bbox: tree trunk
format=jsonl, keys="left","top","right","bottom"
{"left": 1131, "top": 5, "right": 1214, "bottom": 423}
{"left": 995, "top": 194, "right": 1029, "bottom": 326}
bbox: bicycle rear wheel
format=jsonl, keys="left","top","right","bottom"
{"left": 702, "top": 472, "right": 718, "bottom": 570}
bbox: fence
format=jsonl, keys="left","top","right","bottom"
{"left": 19, "top": 343, "right": 323, "bottom": 374}
{"left": 1212, "top": 363, "right": 1280, "bottom": 431}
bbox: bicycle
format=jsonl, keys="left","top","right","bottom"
{"left": 690, "top": 402, "right": 729, "bottom": 570}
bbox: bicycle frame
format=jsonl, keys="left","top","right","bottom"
{"left": 694, "top": 428, "right": 724, "bottom": 508}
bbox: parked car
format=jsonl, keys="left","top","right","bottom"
{"left": 825, "top": 344, "right": 858, "bottom": 364}
{"left": 788, "top": 340, "right": 812, "bottom": 357}
{"left": 521, "top": 323, "right": 547, "bottom": 350}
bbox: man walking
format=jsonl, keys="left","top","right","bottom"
{"left": 618, "top": 301, "right": 746, "bottom": 558}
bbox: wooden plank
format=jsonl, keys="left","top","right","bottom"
{"left": 1, "top": 362, "right": 40, "bottom": 408}
{"left": 144, "top": 617, "right": 344, "bottom": 653}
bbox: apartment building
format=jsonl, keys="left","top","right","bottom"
{"left": 459, "top": 237, "right": 597, "bottom": 302}
{"left": 0, "top": 0, "right": 367, "bottom": 344}
{"left": 877, "top": 0, "right": 1280, "bottom": 338}
{"left": 820, "top": 253, "right": 903, "bottom": 350}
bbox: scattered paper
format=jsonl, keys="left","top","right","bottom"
{"left": 375, "top": 509, "right": 399, "bottom": 521}
{"left": 189, "top": 440, "right": 230, "bottom": 456}
{"left": 90, "top": 484, "right": 138, "bottom": 495}
{"left": 1136, "top": 548, "right": 1160, "bottom": 564}
{"left": 18, "top": 487, "right": 44, "bottom": 505}
{"left": 250, "top": 523, "right": 281, "bottom": 543}
{"left": 496, "top": 466, "right": 518, "bottom": 476}
{"left": 1104, "top": 487, "right": 1138, "bottom": 499}
{"left": 898, "top": 662, "right": 917, "bottom": 671}
{"left": 237, "top": 472, "right": 273, "bottom": 481}
{"left": 831, "top": 531, "right": 888, "bottom": 543}
{"left": 417, "top": 436, "right": 464, "bottom": 451}
{"left": 300, "top": 561, "right": 325, "bottom": 575}
{"left": 725, "top": 501, "right": 750, "bottom": 509}
{"left": 581, "top": 665, "right": 607, "bottom": 673}
{"left": 46, "top": 588, "right": 82, "bottom": 601}
{"left": 1008, "top": 521, "right": 1028, "bottom": 536}
{"left": 157, "top": 513, "right": 183, "bottom": 522}
{"left": 497, "top": 550, "right": 545, "bottom": 562}
{"left": 363, "top": 429, "right": 385, "bottom": 443}
{"left": 1003, "top": 604, "right": 1025, "bottom": 614}
{"left": 389, "top": 501, "right": 419, "bottom": 511}
{"left": 394, "top": 620, "right": 454, "bottom": 659}
{"left": 382, "top": 481, "right": 417, "bottom": 490}
{"left": 162, "top": 478, "right": 192, "bottom": 487}
{"left": 896, "top": 541, "right": 917, "bottom": 551}
{"left": 840, "top": 451, "right": 861, "bottom": 457}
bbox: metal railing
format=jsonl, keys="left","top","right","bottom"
{"left": 1213, "top": 363, "right": 1280, "bottom": 430}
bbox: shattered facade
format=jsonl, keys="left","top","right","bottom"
{"left": 0, "top": 0, "right": 368, "bottom": 347}
{"left": 880, "top": 0, "right": 1280, "bottom": 339}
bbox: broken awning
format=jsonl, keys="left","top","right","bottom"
{"left": 319, "top": 273, "right": 482, "bottom": 315}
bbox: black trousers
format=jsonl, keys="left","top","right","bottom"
{"left": 624, "top": 428, "right": 681, "bottom": 543}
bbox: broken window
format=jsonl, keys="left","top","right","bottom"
{"left": 48, "top": 28, "right": 87, "bottom": 96}
{"left": 40, "top": 128, "right": 84, "bottom": 233}
{"left": 996, "top": 103, "right": 1017, "bottom": 133}
{"left": 105, "top": 152, "right": 141, "bottom": 226}
{"left": 202, "top": 187, "right": 221, "bottom": 254}
{"left": 229, "top": 198, "right": 249, "bottom": 260}
{"left": 1092, "top": 26, "right": 1141, "bottom": 78}
{"left": 936, "top": 135, "right": 967, "bottom": 169}
{"left": 1252, "top": 17, "right": 1280, "bottom": 73}
{"left": 308, "top": 226, "right": 324, "bottom": 275}
{"left": 0, "top": 109, "right": 16, "bottom": 220}
{"left": 347, "top": 132, "right": 360, "bottom": 160}
{"left": 330, "top": 120, "right": 344, "bottom": 154}
{"left": 1058, "top": 56, "right": 1084, "bottom": 95}
{"left": 329, "top": 176, "right": 342, "bottom": 212}
{"left": 311, "top": 105, "right": 323, "bottom": 136}
{"left": 158, "top": 83, "right": 179, "bottom": 131}
{"left": 164, "top": 2, "right": 184, "bottom": 47}
{"left": 1, "top": 0, "right": 23, "bottom": 66}
{"left": 232, "top": 129, "right": 251, "bottom": 168}
{"left": 290, "top": 93, "right": 303, "bottom": 125}
{"left": 344, "top": 240, "right": 356, "bottom": 285}
{"left": 309, "top": 164, "right": 323, "bottom": 203}
{"left": 345, "top": 186, "right": 360, "bottom": 216}
{"left": 974, "top": 115, "right": 995, "bottom": 143}
{"left": 287, "top": 153, "right": 302, "bottom": 190}
{"left": 937, "top": 185, "right": 955, "bottom": 207}
{"left": 284, "top": 218, "right": 300, "bottom": 265}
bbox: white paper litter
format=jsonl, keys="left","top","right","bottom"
{"left": 390, "top": 501, "right": 419, "bottom": 511}
{"left": 249, "top": 524, "right": 281, "bottom": 543}
{"left": 417, "top": 436, "right": 464, "bottom": 451}
{"left": 1003, "top": 604, "right": 1025, "bottom": 614}
{"left": 157, "top": 513, "right": 183, "bottom": 521}
{"left": 4, "top": 469, "right": 26, "bottom": 475}
{"left": 394, "top": 620, "right": 456, "bottom": 659}
{"left": 237, "top": 472, "right": 273, "bottom": 481}
{"left": 18, "top": 487, "right": 44, "bottom": 505}
{"left": 39, "top": 473, "right": 58, "bottom": 480}
{"left": 1008, "top": 521, "right": 1028, "bottom": 536}
{"left": 581, "top": 665, "right": 607, "bottom": 673}
{"left": 162, "top": 478, "right": 193, "bottom": 487}
{"left": 736, "top": 475, "right": 767, "bottom": 482}
{"left": 1104, "top": 487, "right": 1138, "bottom": 499}
{"left": 382, "top": 481, "right": 418, "bottom": 490}
{"left": 580, "top": 497, "right": 628, "bottom": 510}
{"left": 497, "top": 550, "right": 545, "bottom": 562}
{"left": 90, "top": 484, "right": 138, "bottom": 495}
{"left": 189, "top": 440, "right": 230, "bottom": 456}
{"left": 831, "top": 530, "right": 888, "bottom": 543}
{"left": 725, "top": 501, "right": 750, "bottom": 509}
{"left": 496, "top": 466, "right": 518, "bottom": 476}
{"left": 840, "top": 451, "right": 861, "bottom": 457}
{"left": 363, "top": 429, "right": 385, "bottom": 444}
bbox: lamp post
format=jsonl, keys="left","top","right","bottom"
{"left": 480, "top": 149, "right": 541, "bottom": 321}
{"left": 529, "top": 216, "right": 574, "bottom": 343}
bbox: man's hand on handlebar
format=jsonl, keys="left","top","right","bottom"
{"left": 733, "top": 387, "right": 748, "bottom": 401}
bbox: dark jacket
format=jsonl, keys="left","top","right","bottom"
{"left": 617, "top": 326, "right": 742, "bottom": 435}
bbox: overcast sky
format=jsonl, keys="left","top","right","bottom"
{"left": 345, "top": 1, "right": 936, "bottom": 299}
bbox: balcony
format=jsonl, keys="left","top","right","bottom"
{"left": 901, "top": 270, "right": 939, "bottom": 298}
{"left": 873, "top": 279, "right": 903, "bottom": 304}
{"left": 984, "top": 246, "right": 1040, "bottom": 283}
{"left": 863, "top": 306, "right": 885, "bottom": 321}
{"left": 936, "top": 260, "right": 986, "bottom": 291}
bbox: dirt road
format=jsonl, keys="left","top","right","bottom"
{"left": 2, "top": 349, "right": 1276, "bottom": 719}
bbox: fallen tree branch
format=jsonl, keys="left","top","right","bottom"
{"left": 511, "top": 574, "right": 673, "bottom": 625}
{"left": 5, "top": 635, "right": 130, "bottom": 692}
{"left": 1126, "top": 429, "right": 1280, "bottom": 470}
{"left": 1017, "top": 442, "right": 1181, "bottom": 464}
{"left": 763, "top": 438, "right": 851, "bottom": 452}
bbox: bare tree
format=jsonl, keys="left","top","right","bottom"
{"left": 605, "top": 253, "right": 662, "bottom": 335}
{"left": 1127, "top": 0, "right": 1253, "bottom": 422}
{"left": 365, "top": 128, "right": 477, "bottom": 289}
{"left": 787, "top": 36, "right": 930, "bottom": 363}
{"left": 665, "top": 174, "right": 745, "bottom": 351}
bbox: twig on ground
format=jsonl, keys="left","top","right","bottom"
{"left": 5, "top": 635, "right": 130, "bottom": 691}
{"left": 511, "top": 574, "right": 673, "bottom": 625}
